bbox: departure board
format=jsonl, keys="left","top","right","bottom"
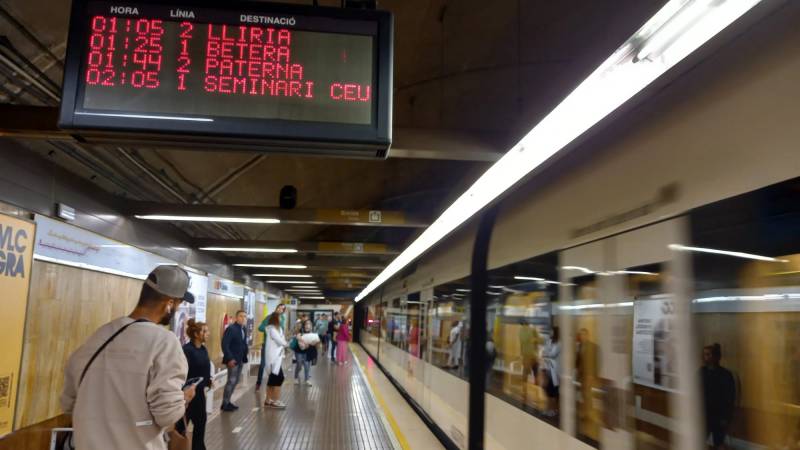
{"left": 59, "top": 1, "right": 394, "bottom": 157}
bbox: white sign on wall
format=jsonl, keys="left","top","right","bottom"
{"left": 33, "top": 214, "right": 175, "bottom": 279}
{"left": 632, "top": 299, "right": 678, "bottom": 391}
{"left": 189, "top": 271, "right": 208, "bottom": 322}
{"left": 208, "top": 274, "right": 244, "bottom": 299}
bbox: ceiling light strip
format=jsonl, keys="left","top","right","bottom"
{"left": 668, "top": 244, "right": 788, "bottom": 262}
{"left": 252, "top": 274, "right": 312, "bottom": 278}
{"left": 135, "top": 215, "right": 279, "bottom": 224}
{"left": 200, "top": 247, "right": 298, "bottom": 253}
{"left": 233, "top": 264, "right": 307, "bottom": 269}
{"left": 355, "top": 0, "right": 763, "bottom": 302}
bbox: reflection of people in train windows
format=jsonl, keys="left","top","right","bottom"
{"left": 700, "top": 343, "right": 736, "bottom": 450}
{"left": 575, "top": 328, "right": 599, "bottom": 421}
{"left": 519, "top": 323, "right": 540, "bottom": 395}
{"left": 653, "top": 313, "right": 676, "bottom": 388}
{"left": 448, "top": 321, "right": 464, "bottom": 369}
{"left": 408, "top": 319, "right": 419, "bottom": 357}
{"left": 540, "top": 327, "right": 561, "bottom": 417}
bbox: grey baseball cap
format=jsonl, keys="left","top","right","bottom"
{"left": 145, "top": 265, "right": 195, "bottom": 303}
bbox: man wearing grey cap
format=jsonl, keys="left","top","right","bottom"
{"left": 61, "top": 265, "right": 198, "bottom": 450}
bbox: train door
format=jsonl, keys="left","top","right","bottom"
{"left": 561, "top": 218, "right": 698, "bottom": 450}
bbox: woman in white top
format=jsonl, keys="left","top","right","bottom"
{"left": 264, "top": 312, "right": 289, "bottom": 409}
{"left": 540, "top": 326, "right": 561, "bottom": 417}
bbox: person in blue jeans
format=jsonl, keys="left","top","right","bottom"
{"left": 221, "top": 310, "right": 248, "bottom": 411}
{"left": 257, "top": 304, "right": 286, "bottom": 390}
{"left": 294, "top": 320, "right": 315, "bottom": 386}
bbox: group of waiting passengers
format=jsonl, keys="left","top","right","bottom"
{"left": 60, "top": 265, "right": 351, "bottom": 450}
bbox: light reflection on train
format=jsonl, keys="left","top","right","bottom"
{"left": 360, "top": 176, "right": 800, "bottom": 450}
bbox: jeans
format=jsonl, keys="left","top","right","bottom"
{"left": 176, "top": 388, "right": 207, "bottom": 450}
{"left": 256, "top": 344, "right": 266, "bottom": 386}
{"left": 222, "top": 363, "right": 243, "bottom": 406}
{"left": 330, "top": 340, "right": 338, "bottom": 361}
{"left": 294, "top": 352, "right": 311, "bottom": 381}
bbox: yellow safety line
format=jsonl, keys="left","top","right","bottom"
{"left": 350, "top": 344, "right": 412, "bottom": 450}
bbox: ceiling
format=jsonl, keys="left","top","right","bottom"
{"left": 0, "top": 0, "right": 666, "bottom": 298}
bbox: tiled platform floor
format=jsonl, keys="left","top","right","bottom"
{"left": 206, "top": 346, "right": 397, "bottom": 450}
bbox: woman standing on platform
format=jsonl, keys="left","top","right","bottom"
{"left": 335, "top": 319, "right": 351, "bottom": 365}
{"left": 179, "top": 319, "right": 212, "bottom": 450}
{"left": 264, "top": 312, "right": 290, "bottom": 409}
{"left": 257, "top": 303, "right": 286, "bottom": 390}
{"left": 294, "top": 319, "right": 315, "bottom": 385}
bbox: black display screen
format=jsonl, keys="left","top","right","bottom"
{"left": 59, "top": 0, "right": 393, "bottom": 154}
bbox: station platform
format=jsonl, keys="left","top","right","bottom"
{"left": 203, "top": 345, "right": 442, "bottom": 450}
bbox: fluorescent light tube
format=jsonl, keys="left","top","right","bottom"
{"left": 562, "top": 266, "right": 595, "bottom": 274}
{"left": 514, "top": 276, "right": 545, "bottom": 281}
{"left": 135, "top": 215, "right": 279, "bottom": 224}
{"left": 355, "top": 0, "right": 763, "bottom": 302}
{"left": 253, "top": 274, "right": 311, "bottom": 278}
{"left": 299, "top": 296, "right": 325, "bottom": 300}
{"left": 267, "top": 280, "right": 316, "bottom": 284}
{"left": 200, "top": 247, "right": 297, "bottom": 253}
{"left": 233, "top": 264, "right": 307, "bottom": 269}
{"left": 668, "top": 244, "right": 788, "bottom": 262}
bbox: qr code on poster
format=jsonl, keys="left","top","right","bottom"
{"left": 0, "top": 375, "right": 11, "bottom": 407}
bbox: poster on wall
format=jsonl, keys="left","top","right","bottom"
{"left": 632, "top": 299, "right": 678, "bottom": 391}
{"left": 243, "top": 289, "right": 256, "bottom": 346}
{"left": 0, "top": 213, "right": 35, "bottom": 436}
{"left": 191, "top": 272, "right": 208, "bottom": 323}
{"left": 172, "top": 271, "right": 208, "bottom": 345}
{"left": 33, "top": 214, "right": 173, "bottom": 279}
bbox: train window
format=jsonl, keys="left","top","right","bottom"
{"left": 430, "top": 278, "right": 471, "bottom": 377}
{"left": 404, "top": 293, "right": 425, "bottom": 360}
{"left": 688, "top": 177, "right": 800, "bottom": 449}
{"left": 385, "top": 297, "right": 407, "bottom": 351}
{"left": 626, "top": 263, "right": 673, "bottom": 449}
{"left": 485, "top": 252, "right": 561, "bottom": 425}
{"left": 366, "top": 302, "right": 381, "bottom": 336}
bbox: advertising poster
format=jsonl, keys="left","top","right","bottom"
{"left": 172, "top": 271, "right": 208, "bottom": 345}
{"left": 243, "top": 289, "right": 256, "bottom": 346}
{"left": 33, "top": 214, "right": 173, "bottom": 279}
{"left": 0, "top": 213, "right": 35, "bottom": 436}
{"left": 632, "top": 299, "right": 678, "bottom": 390}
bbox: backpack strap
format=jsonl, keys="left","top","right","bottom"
{"left": 79, "top": 319, "right": 150, "bottom": 386}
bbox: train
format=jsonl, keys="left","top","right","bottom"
{"left": 356, "top": 4, "right": 800, "bottom": 450}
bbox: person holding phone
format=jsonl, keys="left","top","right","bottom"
{"left": 61, "top": 266, "right": 196, "bottom": 450}
{"left": 177, "top": 319, "right": 212, "bottom": 450}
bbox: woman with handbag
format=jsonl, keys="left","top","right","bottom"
{"left": 176, "top": 319, "right": 212, "bottom": 450}
{"left": 264, "top": 313, "right": 290, "bottom": 409}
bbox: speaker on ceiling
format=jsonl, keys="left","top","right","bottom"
{"left": 280, "top": 185, "right": 297, "bottom": 209}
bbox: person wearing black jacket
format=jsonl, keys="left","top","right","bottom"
{"left": 177, "top": 319, "right": 212, "bottom": 450}
{"left": 221, "top": 310, "right": 248, "bottom": 412}
{"left": 701, "top": 343, "right": 736, "bottom": 450}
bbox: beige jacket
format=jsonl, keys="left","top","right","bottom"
{"left": 61, "top": 317, "right": 188, "bottom": 450}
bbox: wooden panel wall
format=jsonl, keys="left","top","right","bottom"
{"left": 14, "top": 261, "right": 142, "bottom": 429}
{"left": 204, "top": 293, "right": 242, "bottom": 364}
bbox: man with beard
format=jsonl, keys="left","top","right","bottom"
{"left": 61, "top": 265, "right": 196, "bottom": 450}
